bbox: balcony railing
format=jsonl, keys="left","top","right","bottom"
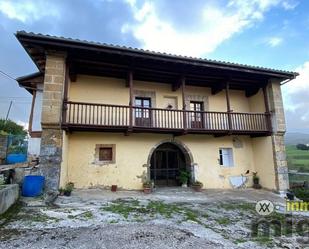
{"left": 62, "top": 101, "right": 271, "bottom": 135}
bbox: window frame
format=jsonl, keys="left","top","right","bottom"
{"left": 219, "top": 148, "right": 234, "bottom": 167}
{"left": 94, "top": 144, "right": 116, "bottom": 165}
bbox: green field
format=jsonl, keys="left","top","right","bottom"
{"left": 286, "top": 145, "right": 309, "bottom": 184}
{"left": 286, "top": 145, "right": 309, "bottom": 172}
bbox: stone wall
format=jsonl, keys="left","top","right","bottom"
{"left": 267, "top": 79, "right": 289, "bottom": 192}
{"left": 40, "top": 52, "right": 66, "bottom": 191}
{"left": 0, "top": 184, "right": 19, "bottom": 215}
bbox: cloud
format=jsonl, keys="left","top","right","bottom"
{"left": 122, "top": 0, "right": 294, "bottom": 56}
{"left": 282, "top": 61, "right": 309, "bottom": 131}
{"left": 0, "top": 0, "right": 60, "bottom": 23}
{"left": 16, "top": 120, "right": 29, "bottom": 130}
{"left": 267, "top": 37, "right": 283, "bottom": 47}
{"left": 281, "top": 0, "right": 299, "bottom": 10}
{"left": 0, "top": 0, "right": 140, "bottom": 125}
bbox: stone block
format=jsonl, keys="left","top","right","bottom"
{"left": 0, "top": 184, "right": 19, "bottom": 214}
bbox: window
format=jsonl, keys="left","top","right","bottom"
{"left": 95, "top": 144, "right": 115, "bottom": 164}
{"left": 99, "top": 147, "right": 112, "bottom": 161}
{"left": 135, "top": 97, "right": 151, "bottom": 118}
{"left": 219, "top": 148, "right": 234, "bottom": 167}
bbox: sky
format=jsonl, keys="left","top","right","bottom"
{"left": 0, "top": 0, "right": 308, "bottom": 133}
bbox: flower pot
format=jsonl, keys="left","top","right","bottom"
{"left": 192, "top": 185, "right": 202, "bottom": 192}
{"left": 64, "top": 191, "right": 71, "bottom": 196}
{"left": 111, "top": 185, "right": 117, "bottom": 192}
{"left": 143, "top": 187, "right": 151, "bottom": 194}
{"left": 286, "top": 192, "right": 294, "bottom": 200}
{"left": 253, "top": 178, "right": 259, "bottom": 185}
{"left": 253, "top": 183, "right": 262, "bottom": 189}
{"left": 181, "top": 183, "right": 188, "bottom": 188}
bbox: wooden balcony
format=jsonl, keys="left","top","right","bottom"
{"left": 62, "top": 101, "right": 271, "bottom": 136}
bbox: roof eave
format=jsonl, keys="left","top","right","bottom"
{"left": 15, "top": 31, "right": 299, "bottom": 81}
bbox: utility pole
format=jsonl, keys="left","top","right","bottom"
{"left": 5, "top": 101, "right": 13, "bottom": 121}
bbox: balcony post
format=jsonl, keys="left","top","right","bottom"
{"left": 62, "top": 63, "right": 70, "bottom": 125}
{"left": 262, "top": 85, "right": 272, "bottom": 133}
{"left": 128, "top": 71, "right": 133, "bottom": 130}
{"left": 181, "top": 76, "right": 187, "bottom": 132}
{"left": 225, "top": 82, "right": 232, "bottom": 132}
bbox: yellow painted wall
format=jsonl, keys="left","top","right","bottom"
{"left": 64, "top": 132, "right": 269, "bottom": 190}
{"left": 62, "top": 74, "right": 276, "bottom": 190}
{"left": 251, "top": 136, "right": 276, "bottom": 189}
{"left": 69, "top": 75, "right": 264, "bottom": 112}
{"left": 248, "top": 89, "right": 266, "bottom": 113}
{"left": 59, "top": 131, "right": 69, "bottom": 187}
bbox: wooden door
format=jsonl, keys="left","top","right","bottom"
{"left": 135, "top": 97, "right": 151, "bottom": 127}
{"left": 151, "top": 149, "right": 180, "bottom": 186}
{"left": 190, "top": 101, "right": 204, "bottom": 128}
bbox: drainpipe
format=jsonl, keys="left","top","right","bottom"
{"left": 280, "top": 75, "right": 297, "bottom": 86}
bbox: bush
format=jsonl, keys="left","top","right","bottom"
{"left": 296, "top": 144, "right": 309, "bottom": 151}
{"left": 292, "top": 188, "right": 309, "bottom": 201}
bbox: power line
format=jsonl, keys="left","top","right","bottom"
{"left": 0, "top": 70, "right": 16, "bottom": 81}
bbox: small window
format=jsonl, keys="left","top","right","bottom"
{"left": 99, "top": 147, "right": 113, "bottom": 161}
{"left": 95, "top": 144, "right": 115, "bottom": 164}
{"left": 219, "top": 148, "right": 234, "bottom": 167}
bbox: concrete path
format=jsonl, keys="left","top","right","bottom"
{"left": 55, "top": 187, "right": 285, "bottom": 207}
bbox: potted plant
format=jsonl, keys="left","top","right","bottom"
{"left": 253, "top": 172, "right": 259, "bottom": 184}
{"left": 58, "top": 187, "right": 65, "bottom": 196}
{"left": 64, "top": 182, "right": 74, "bottom": 196}
{"left": 192, "top": 181, "right": 203, "bottom": 192}
{"left": 252, "top": 172, "right": 261, "bottom": 189}
{"left": 143, "top": 181, "right": 152, "bottom": 194}
{"left": 179, "top": 170, "right": 191, "bottom": 187}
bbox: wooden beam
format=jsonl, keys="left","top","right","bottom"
{"left": 181, "top": 76, "right": 187, "bottom": 132}
{"left": 28, "top": 90, "right": 36, "bottom": 133}
{"left": 245, "top": 87, "right": 260, "bottom": 97}
{"left": 181, "top": 76, "right": 186, "bottom": 110}
{"left": 262, "top": 84, "right": 272, "bottom": 133}
{"left": 172, "top": 78, "right": 181, "bottom": 91}
{"left": 68, "top": 61, "right": 77, "bottom": 82}
{"left": 225, "top": 82, "right": 232, "bottom": 132}
{"left": 125, "top": 70, "right": 134, "bottom": 87}
{"left": 128, "top": 71, "right": 134, "bottom": 131}
{"left": 225, "top": 82, "right": 231, "bottom": 112}
{"left": 211, "top": 83, "right": 224, "bottom": 95}
{"left": 62, "top": 63, "right": 70, "bottom": 124}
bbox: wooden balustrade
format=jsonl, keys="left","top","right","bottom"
{"left": 63, "top": 101, "right": 271, "bottom": 135}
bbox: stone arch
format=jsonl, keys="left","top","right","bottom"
{"left": 146, "top": 138, "right": 195, "bottom": 182}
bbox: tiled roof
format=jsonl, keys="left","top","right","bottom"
{"left": 16, "top": 31, "right": 298, "bottom": 78}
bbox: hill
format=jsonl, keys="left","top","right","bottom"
{"left": 285, "top": 132, "right": 309, "bottom": 145}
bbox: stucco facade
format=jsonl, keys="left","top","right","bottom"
{"left": 56, "top": 75, "right": 277, "bottom": 190}
{"left": 16, "top": 32, "right": 297, "bottom": 193}
{"left": 59, "top": 132, "right": 276, "bottom": 190}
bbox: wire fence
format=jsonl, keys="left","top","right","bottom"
{"left": 289, "top": 172, "right": 309, "bottom": 187}
{"left": 0, "top": 134, "right": 28, "bottom": 164}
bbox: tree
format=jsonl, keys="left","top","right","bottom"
{"left": 0, "top": 119, "right": 27, "bottom": 136}
{"left": 296, "top": 143, "right": 309, "bottom": 151}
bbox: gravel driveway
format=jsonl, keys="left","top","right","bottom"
{"left": 0, "top": 188, "right": 308, "bottom": 249}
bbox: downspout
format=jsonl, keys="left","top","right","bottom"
{"left": 280, "top": 75, "right": 297, "bottom": 86}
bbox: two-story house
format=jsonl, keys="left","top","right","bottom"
{"left": 16, "top": 31, "right": 298, "bottom": 193}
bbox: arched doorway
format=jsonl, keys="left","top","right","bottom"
{"left": 150, "top": 142, "right": 189, "bottom": 186}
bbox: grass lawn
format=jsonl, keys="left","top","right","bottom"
{"left": 286, "top": 145, "right": 309, "bottom": 172}
{"left": 286, "top": 145, "right": 309, "bottom": 184}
